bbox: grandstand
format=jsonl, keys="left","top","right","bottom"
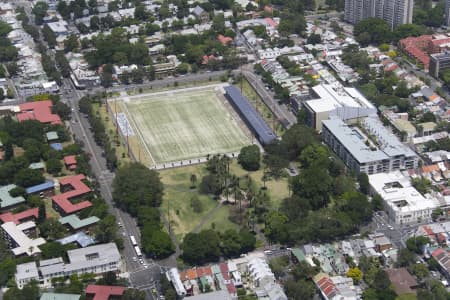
{"left": 224, "top": 86, "right": 276, "bottom": 145}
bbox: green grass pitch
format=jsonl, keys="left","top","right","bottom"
{"left": 123, "top": 86, "right": 251, "bottom": 164}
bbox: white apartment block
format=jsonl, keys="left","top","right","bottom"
{"left": 1, "top": 221, "right": 46, "bottom": 256}
{"left": 322, "top": 117, "right": 419, "bottom": 175}
{"left": 14, "top": 243, "right": 122, "bottom": 289}
{"left": 344, "top": 0, "right": 413, "bottom": 29}
{"left": 15, "top": 262, "right": 39, "bottom": 289}
{"left": 369, "top": 171, "right": 436, "bottom": 224}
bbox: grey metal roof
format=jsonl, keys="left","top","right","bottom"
{"left": 224, "top": 86, "right": 276, "bottom": 145}
{"left": 363, "top": 117, "right": 417, "bottom": 158}
{"left": 193, "top": 5, "right": 205, "bottom": 16}
{"left": 322, "top": 119, "right": 389, "bottom": 164}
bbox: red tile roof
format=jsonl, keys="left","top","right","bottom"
{"left": 432, "top": 248, "right": 446, "bottom": 258}
{"left": 217, "top": 34, "right": 233, "bottom": 46}
{"left": 0, "top": 208, "right": 38, "bottom": 224}
{"left": 226, "top": 283, "right": 236, "bottom": 294}
{"left": 219, "top": 263, "right": 228, "bottom": 274}
{"left": 186, "top": 268, "right": 198, "bottom": 280}
{"left": 85, "top": 285, "right": 126, "bottom": 300}
{"left": 52, "top": 174, "right": 92, "bottom": 214}
{"left": 196, "top": 266, "right": 212, "bottom": 277}
{"left": 17, "top": 100, "right": 62, "bottom": 125}
{"left": 265, "top": 17, "right": 278, "bottom": 28}
{"left": 63, "top": 155, "right": 77, "bottom": 170}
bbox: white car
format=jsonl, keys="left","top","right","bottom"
{"left": 132, "top": 257, "right": 137, "bottom": 262}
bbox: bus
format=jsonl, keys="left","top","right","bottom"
{"left": 130, "top": 235, "right": 137, "bottom": 246}
{"left": 134, "top": 246, "right": 142, "bottom": 257}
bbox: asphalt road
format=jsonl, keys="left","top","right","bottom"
{"left": 62, "top": 78, "right": 163, "bottom": 299}
{"left": 241, "top": 65, "right": 297, "bottom": 127}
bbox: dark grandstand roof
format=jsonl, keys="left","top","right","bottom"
{"left": 224, "top": 86, "right": 276, "bottom": 145}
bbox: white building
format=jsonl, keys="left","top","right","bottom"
{"left": 303, "top": 83, "right": 377, "bottom": 131}
{"left": 1, "top": 221, "right": 46, "bottom": 256}
{"left": 322, "top": 117, "right": 419, "bottom": 175}
{"left": 167, "top": 268, "right": 187, "bottom": 297}
{"left": 46, "top": 21, "right": 69, "bottom": 36}
{"left": 14, "top": 243, "right": 122, "bottom": 288}
{"left": 15, "top": 261, "right": 39, "bottom": 289}
{"left": 247, "top": 257, "right": 275, "bottom": 288}
{"left": 369, "top": 171, "right": 437, "bottom": 224}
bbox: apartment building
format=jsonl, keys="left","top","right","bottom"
{"left": 344, "top": 0, "right": 413, "bottom": 29}
{"left": 429, "top": 51, "right": 450, "bottom": 78}
{"left": 321, "top": 117, "right": 419, "bottom": 175}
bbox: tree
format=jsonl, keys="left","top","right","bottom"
{"left": 406, "top": 236, "right": 429, "bottom": 254}
{"left": 353, "top": 18, "right": 392, "bottom": 46}
{"left": 38, "top": 218, "right": 67, "bottom": 239}
{"left": 0, "top": 21, "right": 12, "bottom": 37}
{"left": 90, "top": 15, "right": 100, "bottom": 30}
{"left": 190, "top": 195, "right": 203, "bottom": 213}
{"left": 64, "top": 34, "right": 79, "bottom": 53}
{"left": 393, "top": 24, "right": 427, "bottom": 41}
{"left": 32, "top": 1, "right": 48, "bottom": 25}
{"left": 53, "top": 101, "right": 71, "bottom": 119}
{"left": 101, "top": 71, "right": 113, "bottom": 88}
{"left": 14, "top": 168, "right": 45, "bottom": 187}
{"left": 123, "top": 289, "right": 145, "bottom": 300}
{"left": 182, "top": 229, "right": 221, "bottom": 264}
{"left": 396, "top": 248, "right": 416, "bottom": 267}
{"left": 113, "top": 163, "right": 164, "bottom": 215}
{"left": 190, "top": 174, "right": 197, "bottom": 188}
{"left": 306, "top": 33, "right": 322, "bottom": 45}
{"left": 284, "top": 279, "right": 315, "bottom": 300}
{"left": 38, "top": 202, "right": 46, "bottom": 222}
{"left": 357, "top": 173, "right": 370, "bottom": 194}
{"left": 40, "top": 241, "right": 66, "bottom": 259}
{"left": 4, "top": 281, "right": 39, "bottom": 300}
{"left": 373, "top": 269, "right": 391, "bottom": 291}
{"left": 46, "top": 158, "right": 62, "bottom": 175}
{"left": 141, "top": 228, "right": 174, "bottom": 259}
{"left": 6, "top": 87, "right": 13, "bottom": 99}
{"left": 42, "top": 24, "right": 56, "bottom": 48}
{"left": 220, "top": 229, "right": 242, "bottom": 258}
{"left": 411, "top": 177, "right": 431, "bottom": 195}
{"left": 238, "top": 145, "right": 261, "bottom": 171}
{"left": 410, "top": 263, "right": 429, "bottom": 280}
{"left": 346, "top": 267, "right": 363, "bottom": 283}
{"left": 94, "top": 215, "right": 117, "bottom": 243}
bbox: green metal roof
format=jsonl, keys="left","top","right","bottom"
{"left": 46, "top": 131, "right": 59, "bottom": 141}
{"left": 211, "top": 264, "right": 221, "bottom": 274}
{"left": 40, "top": 293, "right": 80, "bottom": 300}
{"left": 59, "top": 215, "right": 100, "bottom": 230}
{"left": 0, "top": 184, "right": 25, "bottom": 208}
{"left": 291, "top": 248, "right": 305, "bottom": 262}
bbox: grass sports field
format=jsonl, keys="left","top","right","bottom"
{"left": 119, "top": 85, "right": 251, "bottom": 165}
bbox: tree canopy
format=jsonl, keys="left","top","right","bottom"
{"left": 354, "top": 18, "right": 392, "bottom": 46}
{"left": 113, "top": 162, "right": 164, "bottom": 215}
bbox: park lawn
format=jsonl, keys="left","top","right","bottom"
{"left": 160, "top": 164, "right": 236, "bottom": 241}
{"left": 200, "top": 205, "right": 239, "bottom": 232}
{"left": 229, "top": 160, "right": 290, "bottom": 208}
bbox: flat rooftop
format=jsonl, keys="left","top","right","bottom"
{"left": 1, "top": 221, "right": 46, "bottom": 256}
{"left": 369, "top": 171, "right": 437, "bottom": 213}
{"left": 322, "top": 118, "right": 389, "bottom": 163}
